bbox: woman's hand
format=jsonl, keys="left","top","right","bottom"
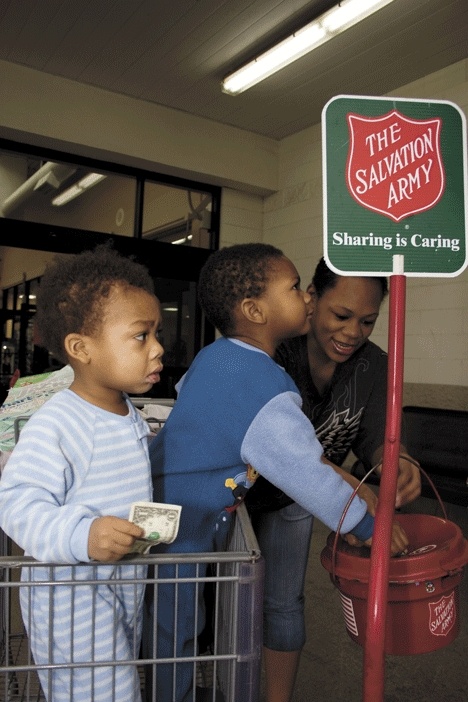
{"left": 372, "top": 446, "right": 422, "bottom": 508}
{"left": 394, "top": 454, "right": 421, "bottom": 507}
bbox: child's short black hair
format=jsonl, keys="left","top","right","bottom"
{"left": 198, "top": 243, "right": 284, "bottom": 336}
{"left": 35, "top": 244, "right": 155, "bottom": 364}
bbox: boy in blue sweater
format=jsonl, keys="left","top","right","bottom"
{"left": 148, "top": 243, "right": 408, "bottom": 702}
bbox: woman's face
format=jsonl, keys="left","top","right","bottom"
{"left": 309, "top": 276, "right": 384, "bottom": 363}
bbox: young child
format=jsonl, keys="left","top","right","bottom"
{"left": 147, "top": 243, "right": 408, "bottom": 702}
{"left": 0, "top": 245, "right": 164, "bottom": 702}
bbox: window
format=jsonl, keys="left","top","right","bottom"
{"left": 143, "top": 182, "right": 214, "bottom": 248}
{"left": 0, "top": 145, "right": 219, "bottom": 248}
{"left": 0, "top": 140, "right": 220, "bottom": 399}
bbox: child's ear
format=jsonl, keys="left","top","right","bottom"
{"left": 64, "top": 333, "right": 91, "bottom": 364}
{"left": 240, "top": 298, "right": 266, "bottom": 325}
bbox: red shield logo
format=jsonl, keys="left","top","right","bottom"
{"left": 428, "top": 592, "right": 456, "bottom": 637}
{"left": 346, "top": 110, "right": 445, "bottom": 222}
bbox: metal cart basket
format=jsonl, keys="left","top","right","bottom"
{"left": 0, "top": 503, "right": 264, "bottom": 702}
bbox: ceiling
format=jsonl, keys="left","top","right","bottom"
{"left": 0, "top": 0, "right": 467, "bottom": 140}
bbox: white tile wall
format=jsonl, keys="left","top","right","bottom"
{"left": 219, "top": 188, "right": 264, "bottom": 247}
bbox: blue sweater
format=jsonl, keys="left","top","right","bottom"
{"left": 150, "top": 337, "right": 372, "bottom": 550}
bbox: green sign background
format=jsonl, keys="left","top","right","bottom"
{"left": 323, "top": 95, "right": 467, "bottom": 276}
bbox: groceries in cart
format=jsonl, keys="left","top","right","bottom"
{"left": 131, "top": 397, "right": 174, "bottom": 435}
{"left": 0, "top": 364, "right": 74, "bottom": 471}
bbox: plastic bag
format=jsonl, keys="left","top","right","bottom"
{"left": 0, "top": 365, "right": 74, "bottom": 452}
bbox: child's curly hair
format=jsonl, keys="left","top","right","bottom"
{"left": 35, "top": 244, "right": 155, "bottom": 364}
{"left": 198, "top": 243, "right": 284, "bottom": 336}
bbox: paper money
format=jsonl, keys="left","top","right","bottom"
{"left": 129, "top": 502, "right": 182, "bottom": 554}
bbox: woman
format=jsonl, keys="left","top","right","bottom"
{"left": 245, "top": 257, "right": 421, "bottom": 702}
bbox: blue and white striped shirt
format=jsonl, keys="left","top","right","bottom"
{"left": 0, "top": 389, "right": 152, "bottom": 702}
{"left": 0, "top": 388, "right": 152, "bottom": 562}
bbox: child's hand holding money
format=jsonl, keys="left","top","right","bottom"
{"left": 88, "top": 516, "right": 145, "bottom": 562}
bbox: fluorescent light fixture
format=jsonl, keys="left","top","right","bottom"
{"left": 172, "top": 234, "right": 193, "bottom": 245}
{"left": 52, "top": 184, "right": 82, "bottom": 206}
{"left": 52, "top": 172, "right": 106, "bottom": 206}
{"left": 222, "top": 0, "right": 396, "bottom": 95}
{"left": 78, "top": 172, "right": 106, "bottom": 189}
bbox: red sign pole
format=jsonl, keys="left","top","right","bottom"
{"left": 363, "top": 258, "right": 406, "bottom": 701}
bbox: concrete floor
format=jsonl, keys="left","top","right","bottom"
{"left": 261, "top": 497, "right": 468, "bottom": 702}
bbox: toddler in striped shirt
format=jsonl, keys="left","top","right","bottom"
{"left": 0, "top": 244, "right": 164, "bottom": 702}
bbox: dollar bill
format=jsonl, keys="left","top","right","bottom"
{"left": 129, "top": 501, "right": 182, "bottom": 554}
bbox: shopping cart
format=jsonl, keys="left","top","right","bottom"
{"left": 0, "top": 503, "right": 264, "bottom": 702}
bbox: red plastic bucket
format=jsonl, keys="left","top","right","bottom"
{"left": 320, "top": 513, "right": 468, "bottom": 655}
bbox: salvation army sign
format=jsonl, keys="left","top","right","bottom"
{"left": 323, "top": 95, "right": 467, "bottom": 276}
{"left": 346, "top": 111, "right": 445, "bottom": 222}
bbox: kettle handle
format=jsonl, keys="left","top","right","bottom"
{"left": 331, "top": 455, "right": 448, "bottom": 582}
